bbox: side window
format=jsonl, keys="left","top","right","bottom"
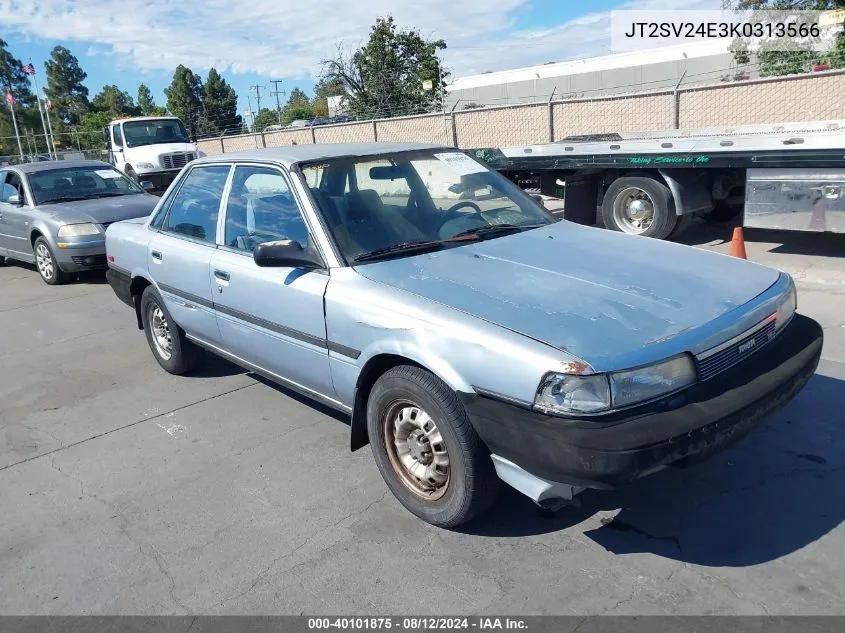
{"left": 162, "top": 165, "right": 231, "bottom": 243}
{"left": 1, "top": 172, "right": 24, "bottom": 204}
{"left": 223, "top": 165, "right": 310, "bottom": 252}
{"left": 112, "top": 125, "right": 123, "bottom": 147}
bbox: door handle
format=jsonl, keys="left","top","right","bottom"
{"left": 151, "top": 250, "right": 162, "bottom": 261}
{"left": 214, "top": 270, "right": 230, "bottom": 281}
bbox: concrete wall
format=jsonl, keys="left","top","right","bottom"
{"left": 197, "top": 70, "right": 845, "bottom": 157}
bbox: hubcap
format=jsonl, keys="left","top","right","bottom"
{"left": 35, "top": 243, "right": 54, "bottom": 280}
{"left": 383, "top": 402, "right": 450, "bottom": 500}
{"left": 150, "top": 305, "right": 173, "bottom": 360}
{"left": 613, "top": 187, "right": 655, "bottom": 234}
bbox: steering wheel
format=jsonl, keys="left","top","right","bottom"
{"left": 445, "top": 200, "right": 483, "bottom": 214}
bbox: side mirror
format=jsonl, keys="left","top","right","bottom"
{"left": 253, "top": 239, "right": 322, "bottom": 269}
{"left": 140, "top": 180, "right": 155, "bottom": 191}
{"left": 530, "top": 194, "right": 545, "bottom": 208}
{"left": 6, "top": 194, "right": 22, "bottom": 206}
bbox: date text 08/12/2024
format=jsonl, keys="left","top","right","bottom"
{"left": 307, "top": 618, "right": 528, "bottom": 630}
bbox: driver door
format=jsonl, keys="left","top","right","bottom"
{"left": 0, "top": 170, "right": 33, "bottom": 260}
{"left": 209, "top": 164, "right": 335, "bottom": 398}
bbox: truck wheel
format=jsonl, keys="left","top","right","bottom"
{"left": 601, "top": 177, "right": 677, "bottom": 240}
{"left": 125, "top": 166, "right": 139, "bottom": 182}
{"left": 366, "top": 365, "right": 499, "bottom": 528}
{"left": 34, "top": 237, "right": 69, "bottom": 285}
{"left": 668, "top": 212, "right": 694, "bottom": 240}
{"left": 140, "top": 286, "right": 202, "bottom": 375}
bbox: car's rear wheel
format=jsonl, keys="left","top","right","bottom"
{"left": 140, "top": 286, "right": 202, "bottom": 374}
{"left": 34, "top": 237, "right": 69, "bottom": 285}
{"left": 366, "top": 365, "right": 499, "bottom": 528}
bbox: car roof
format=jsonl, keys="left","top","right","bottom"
{"left": 12, "top": 160, "right": 114, "bottom": 174}
{"left": 194, "top": 142, "right": 453, "bottom": 168}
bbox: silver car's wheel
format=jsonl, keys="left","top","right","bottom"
{"left": 149, "top": 305, "right": 173, "bottom": 360}
{"left": 36, "top": 242, "right": 54, "bottom": 280}
{"left": 33, "top": 237, "right": 68, "bottom": 285}
{"left": 612, "top": 187, "right": 655, "bottom": 234}
{"left": 383, "top": 401, "right": 450, "bottom": 500}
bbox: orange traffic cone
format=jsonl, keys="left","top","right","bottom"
{"left": 730, "top": 226, "right": 747, "bottom": 260}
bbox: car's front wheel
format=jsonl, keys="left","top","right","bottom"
{"left": 367, "top": 365, "right": 499, "bottom": 528}
{"left": 140, "top": 286, "right": 202, "bottom": 374}
{"left": 34, "top": 237, "right": 69, "bottom": 285}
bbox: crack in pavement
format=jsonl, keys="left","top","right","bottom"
{"left": 0, "top": 382, "right": 258, "bottom": 474}
{"left": 0, "top": 289, "right": 110, "bottom": 314}
{"left": 217, "top": 490, "right": 390, "bottom": 609}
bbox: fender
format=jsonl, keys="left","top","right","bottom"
{"left": 658, "top": 168, "right": 714, "bottom": 216}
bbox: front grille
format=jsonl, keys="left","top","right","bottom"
{"left": 696, "top": 318, "right": 777, "bottom": 381}
{"left": 160, "top": 152, "right": 195, "bottom": 170}
{"left": 71, "top": 254, "right": 107, "bottom": 267}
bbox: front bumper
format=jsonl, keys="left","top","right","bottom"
{"left": 55, "top": 241, "right": 107, "bottom": 272}
{"left": 138, "top": 170, "right": 180, "bottom": 191}
{"left": 460, "top": 313, "right": 823, "bottom": 490}
{"left": 106, "top": 266, "right": 134, "bottom": 308}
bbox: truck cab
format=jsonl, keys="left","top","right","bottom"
{"left": 104, "top": 116, "right": 201, "bottom": 192}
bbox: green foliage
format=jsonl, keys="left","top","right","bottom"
{"left": 91, "top": 84, "right": 139, "bottom": 117}
{"left": 137, "top": 84, "right": 164, "bottom": 116}
{"left": 0, "top": 39, "right": 40, "bottom": 155}
{"left": 312, "top": 77, "right": 344, "bottom": 117}
{"left": 44, "top": 45, "right": 89, "bottom": 125}
{"left": 723, "top": 0, "right": 845, "bottom": 75}
{"left": 203, "top": 68, "right": 242, "bottom": 134}
{"left": 321, "top": 15, "right": 448, "bottom": 119}
{"left": 251, "top": 107, "right": 279, "bottom": 132}
{"left": 281, "top": 87, "right": 314, "bottom": 124}
{"left": 164, "top": 65, "right": 204, "bottom": 139}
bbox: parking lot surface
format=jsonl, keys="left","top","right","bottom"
{"left": 1, "top": 220, "right": 844, "bottom": 615}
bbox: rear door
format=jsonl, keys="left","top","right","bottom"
{"left": 148, "top": 163, "right": 232, "bottom": 345}
{"left": 209, "top": 163, "right": 335, "bottom": 398}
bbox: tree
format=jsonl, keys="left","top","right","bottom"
{"left": 723, "top": 1, "right": 845, "bottom": 75}
{"left": 76, "top": 110, "right": 114, "bottom": 149}
{"left": 312, "top": 77, "right": 345, "bottom": 116}
{"left": 281, "top": 87, "right": 315, "bottom": 124}
{"left": 321, "top": 15, "right": 448, "bottom": 119}
{"left": 0, "top": 39, "right": 38, "bottom": 154}
{"left": 91, "top": 85, "right": 138, "bottom": 117}
{"left": 164, "top": 65, "right": 203, "bottom": 138}
{"left": 203, "top": 68, "right": 242, "bottom": 134}
{"left": 137, "top": 84, "right": 166, "bottom": 116}
{"left": 44, "top": 45, "right": 89, "bottom": 125}
{"left": 251, "top": 107, "right": 279, "bottom": 132}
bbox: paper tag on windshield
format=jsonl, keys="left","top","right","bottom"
{"left": 434, "top": 152, "right": 487, "bottom": 176}
{"left": 95, "top": 169, "right": 120, "bottom": 179}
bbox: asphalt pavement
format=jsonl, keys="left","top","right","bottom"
{"left": 1, "top": 219, "right": 844, "bottom": 615}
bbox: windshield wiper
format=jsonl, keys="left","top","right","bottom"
{"left": 85, "top": 191, "right": 129, "bottom": 198}
{"left": 451, "top": 223, "right": 546, "bottom": 240}
{"left": 353, "top": 234, "right": 479, "bottom": 264}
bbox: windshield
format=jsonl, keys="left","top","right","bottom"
{"left": 299, "top": 149, "right": 555, "bottom": 263}
{"left": 28, "top": 165, "right": 145, "bottom": 205}
{"left": 122, "top": 119, "right": 190, "bottom": 148}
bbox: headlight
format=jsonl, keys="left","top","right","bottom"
{"left": 534, "top": 355, "right": 697, "bottom": 415}
{"left": 57, "top": 223, "right": 100, "bottom": 238}
{"left": 136, "top": 162, "right": 156, "bottom": 169}
{"left": 609, "top": 355, "right": 696, "bottom": 409}
{"left": 535, "top": 374, "right": 611, "bottom": 414}
{"left": 775, "top": 279, "right": 797, "bottom": 330}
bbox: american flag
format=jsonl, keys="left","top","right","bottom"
{"left": 22, "top": 63, "right": 36, "bottom": 75}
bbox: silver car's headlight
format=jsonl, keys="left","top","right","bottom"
{"left": 57, "top": 223, "right": 100, "bottom": 238}
{"left": 534, "top": 355, "right": 697, "bottom": 415}
{"left": 609, "top": 355, "right": 697, "bottom": 409}
{"left": 775, "top": 279, "right": 797, "bottom": 331}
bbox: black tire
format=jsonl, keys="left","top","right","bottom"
{"left": 33, "top": 236, "right": 69, "bottom": 285}
{"left": 367, "top": 365, "right": 499, "bottom": 528}
{"left": 667, "top": 211, "right": 694, "bottom": 240}
{"left": 601, "top": 176, "right": 677, "bottom": 240}
{"left": 702, "top": 201, "right": 743, "bottom": 223}
{"left": 140, "top": 285, "right": 202, "bottom": 375}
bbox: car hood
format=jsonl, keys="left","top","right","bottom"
{"left": 41, "top": 194, "right": 159, "bottom": 225}
{"left": 353, "top": 221, "right": 782, "bottom": 368}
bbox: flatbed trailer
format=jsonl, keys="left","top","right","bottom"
{"left": 474, "top": 120, "right": 845, "bottom": 240}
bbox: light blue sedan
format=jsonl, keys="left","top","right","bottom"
{"left": 104, "top": 143, "right": 823, "bottom": 528}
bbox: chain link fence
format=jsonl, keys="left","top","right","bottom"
{"left": 192, "top": 69, "right": 845, "bottom": 158}
{"left": 0, "top": 148, "right": 108, "bottom": 167}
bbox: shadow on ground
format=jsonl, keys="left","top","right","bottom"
{"left": 677, "top": 218, "right": 845, "bottom": 257}
{"left": 1, "top": 260, "right": 109, "bottom": 284}
{"left": 461, "top": 371, "right": 845, "bottom": 568}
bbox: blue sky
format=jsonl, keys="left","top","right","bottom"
{"left": 0, "top": 0, "right": 717, "bottom": 120}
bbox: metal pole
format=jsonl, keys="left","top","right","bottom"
{"left": 6, "top": 97, "right": 25, "bottom": 161}
{"left": 29, "top": 71, "right": 55, "bottom": 159}
{"left": 43, "top": 91, "right": 58, "bottom": 158}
